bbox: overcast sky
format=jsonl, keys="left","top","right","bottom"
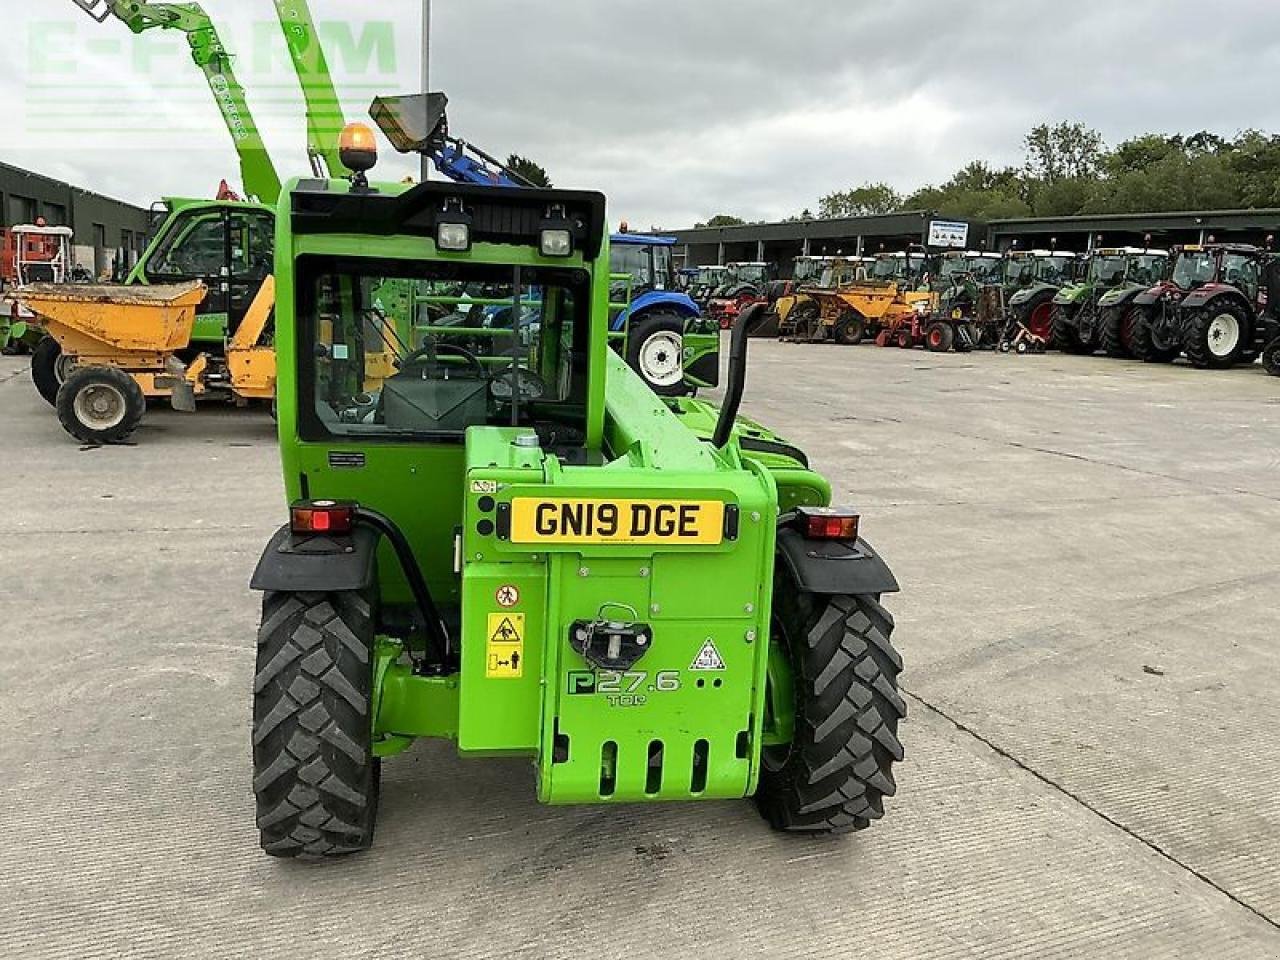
{"left": 3, "top": 1, "right": 1280, "bottom": 229}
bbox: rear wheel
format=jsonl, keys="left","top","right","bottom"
{"left": 626, "top": 311, "right": 690, "bottom": 397}
{"left": 1025, "top": 298, "right": 1054, "bottom": 343}
{"left": 1184, "top": 302, "right": 1248, "bottom": 369}
{"left": 756, "top": 572, "right": 904, "bottom": 833}
{"left": 833, "top": 312, "right": 866, "bottom": 345}
{"left": 253, "top": 590, "right": 380, "bottom": 858}
{"left": 32, "top": 336, "right": 74, "bottom": 407}
{"left": 1050, "top": 305, "right": 1092, "bottom": 354}
{"left": 925, "top": 322, "right": 954, "bottom": 352}
{"left": 55, "top": 366, "right": 145, "bottom": 444}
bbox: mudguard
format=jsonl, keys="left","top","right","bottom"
{"left": 611, "top": 289, "right": 700, "bottom": 330}
{"left": 250, "top": 524, "right": 380, "bottom": 593}
{"left": 1134, "top": 283, "right": 1177, "bottom": 307}
{"left": 775, "top": 528, "right": 900, "bottom": 597}
{"left": 1179, "top": 285, "right": 1247, "bottom": 312}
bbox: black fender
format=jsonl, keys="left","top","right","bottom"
{"left": 1180, "top": 287, "right": 1248, "bottom": 313}
{"left": 250, "top": 524, "right": 380, "bottom": 593}
{"left": 775, "top": 527, "right": 900, "bottom": 597}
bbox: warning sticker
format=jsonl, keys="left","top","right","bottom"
{"left": 690, "top": 639, "right": 726, "bottom": 671}
{"left": 495, "top": 585, "right": 520, "bottom": 608}
{"left": 486, "top": 613, "right": 525, "bottom": 679}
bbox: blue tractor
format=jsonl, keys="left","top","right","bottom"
{"left": 370, "top": 92, "right": 718, "bottom": 396}
{"left": 609, "top": 233, "right": 717, "bottom": 397}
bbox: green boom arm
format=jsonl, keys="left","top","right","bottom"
{"left": 74, "top": 0, "right": 284, "bottom": 203}
{"left": 272, "top": 1, "right": 350, "bottom": 178}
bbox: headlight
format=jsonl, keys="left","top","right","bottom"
{"left": 437, "top": 222, "right": 471, "bottom": 252}
{"left": 540, "top": 228, "right": 573, "bottom": 257}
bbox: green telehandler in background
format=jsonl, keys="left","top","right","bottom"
{"left": 248, "top": 121, "right": 905, "bottom": 857}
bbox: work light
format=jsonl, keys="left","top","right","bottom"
{"left": 540, "top": 228, "right": 573, "bottom": 257}
{"left": 436, "top": 199, "right": 472, "bottom": 252}
{"left": 539, "top": 204, "right": 575, "bottom": 257}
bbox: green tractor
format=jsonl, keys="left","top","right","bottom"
{"left": 1002, "top": 249, "right": 1079, "bottom": 346}
{"left": 1091, "top": 248, "right": 1171, "bottom": 358}
{"left": 248, "top": 147, "right": 905, "bottom": 857}
{"left": 1050, "top": 246, "right": 1170, "bottom": 355}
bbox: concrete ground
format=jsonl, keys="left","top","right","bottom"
{"left": 1, "top": 345, "right": 1278, "bottom": 959}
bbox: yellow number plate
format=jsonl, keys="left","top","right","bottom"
{"left": 510, "top": 498, "right": 725, "bottom": 545}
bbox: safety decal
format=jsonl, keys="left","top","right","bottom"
{"left": 486, "top": 613, "right": 525, "bottom": 679}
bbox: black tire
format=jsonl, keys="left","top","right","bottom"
{"left": 756, "top": 574, "right": 903, "bottom": 833}
{"left": 924, "top": 322, "right": 954, "bottom": 352}
{"left": 1184, "top": 301, "right": 1249, "bottom": 369}
{"left": 55, "top": 366, "right": 145, "bottom": 444}
{"left": 253, "top": 590, "right": 380, "bottom": 859}
{"left": 1099, "top": 306, "right": 1131, "bottom": 358}
{"left": 833, "top": 312, "right": 865, "bottom": 346}
{"left": 1262, "top": 338, "right": 1280, "bottom": 377}
{"left": 32, "top": 336, "right": 70, "bottom": 407}
{"left": 1050, "top": 304, "right": 1092, "bottom": 354}
{"left": 626, "top": 311, "right": 691, "bottom": 397}
{"left": 1129, "top": 306, "right": 1180, "bottom": 363}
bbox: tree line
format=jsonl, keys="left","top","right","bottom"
{"left": 694, "top": 123, "right": 1280, "bottom": 228}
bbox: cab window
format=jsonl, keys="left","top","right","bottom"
{"left": 297, "top": 256, "right": 591, "bottom": 445}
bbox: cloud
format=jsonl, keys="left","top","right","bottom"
{"left": 2, "top": 1, "right": 1280, "bottom": 226}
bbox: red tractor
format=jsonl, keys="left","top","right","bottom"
{"left": 1129, "top": 243, "right": 1273, "bottom": 368}
{"left": 706, "top": 261, "right": 772, "bottom": 329}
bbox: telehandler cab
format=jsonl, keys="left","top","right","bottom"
{"left": 249, "top": 128, "right": 904, "bottom": 858}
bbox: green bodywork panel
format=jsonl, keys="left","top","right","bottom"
{"left": 272, "top": 177, "right": 833, "bottom": 806}
{"left": 1053, "top": 282, "right": 1090, "bottom": 306}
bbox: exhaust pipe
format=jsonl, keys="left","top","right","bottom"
{"left": 712, "top": 302, "right": 764, "bottom": 449}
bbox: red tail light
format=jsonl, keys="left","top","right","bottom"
{"left": 794, "top": 506, "right": 860, "bottom": 541}
{"left": 290, "top": 500, "right": 357, "bottom": 535}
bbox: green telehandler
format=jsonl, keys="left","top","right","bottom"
{"left": 247, "top": 128, "right": 905, "bottom": 857}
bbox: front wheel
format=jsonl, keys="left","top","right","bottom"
{"left": 253, "top": 590, "right": 380, "bottom": 858}
{"left": 756, "top": 573, "right": 904, "bottom": 833}
{"left": 1129, "top": 306, "right": 1181, "bottom": 363}
{"left": 55, "top": 366, "right": 145, "bottom": 444}
{"left": 924, "top": 322, "right": 954, "bottom": 352}
{"left": 833, "top": 312, "right": 866, "bottom": 345}
{"left": 1262, "top": 338, "right": 1280, "bottom": 376}
{"left": 626, "top": 312, "right": 691, "bottom": 397}
{"left": 1099, "top": 307, "right": 1133, "bottom": 358}
{"left": 1050, "top": 305, "right": 1092, "bottom": 354}
{"left": 1184, "top": 302, "right": 1248, "bottom": 369}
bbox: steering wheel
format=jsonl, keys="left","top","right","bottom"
{"left": 399, "top": 343, "right": 487, "bottom": 379}
{"left": 490, "top": 366, "right": 548, "bottom": 403}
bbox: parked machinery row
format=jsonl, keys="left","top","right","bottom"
{"left": 751, "top": 241, "right": 1280, "bottom": 375}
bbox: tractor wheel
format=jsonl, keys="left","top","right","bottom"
{"left": 894, "top": 329, "right": 914, "bottom": 349}
{"left": 924, "top": 322, "right": 954, "bottom": 353}
{"left": 1184, "top": 302, "right": 1249, "bottom": 370}
{"left": 1099, "top": 307, "right": 1134, "bottom": 359}
{"left": 756, "top": 571, "right": 904, "bottom": 833}
{"left": 833, "top": 313, "right": 866, "bottom": 346}
{"left": 32, "top": 336, "right": 74, "bottom": 407}
{"left": 253, "top": 590, "right": 380, "bottom": 859}
{"left": 1024, "top": 298, "right": 1055, "bottom": 344}
{"left": 1261, "top": 339, "right": 1280, "bottom": 376}
{"left": 1050, "top": 305, "right": 1092, "bottom": 354}
{"left": 55, "top": 366, "right": 145, "bottom": 444}
{"left": 626, "top": 312, "right": 691, "bottom": 397}
{"left": 1128, "top": 306, "right": 1181, "bottom": 364}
